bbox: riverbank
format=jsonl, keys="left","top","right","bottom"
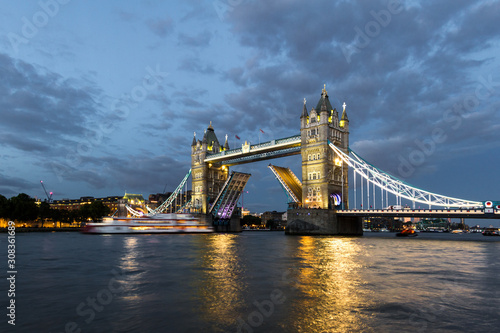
{"left": 0, "top": 227, "right": 81, "bottom": 233}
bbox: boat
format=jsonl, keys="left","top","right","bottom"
{"left": 482, "top": 227, "right": 500, "bottom": 236}
{"left": 396, "top": 228, "right": 418, "bottom": 237}
{"left": 81, "top": 213, "right": 214, "bottom": 234}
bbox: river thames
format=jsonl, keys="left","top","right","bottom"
{"left": 2, "top": 231, "right": 499, "bottom": 332}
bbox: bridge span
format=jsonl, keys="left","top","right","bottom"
{"left": 337, "top": 208, "right": 500, "bottom": 219}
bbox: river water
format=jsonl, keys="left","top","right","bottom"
{"left": 2, "top": 231, "right": 500, "bottom": 333}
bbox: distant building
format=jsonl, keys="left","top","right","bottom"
{"left": 121, "top": 193, "right": 147, "bottom": 216}
{"left": 364, "top": 217, "right": 403, "bottom": 231}
{"left": 415, "top": 218, "right": 449, "bottom": 231}
{"left": 148, "top": 193, "right": 170, "bottom": 207}
{"left": 262, "top": 211, "right": 285, "bottom": 226}
{"left": 51, "top": 196, "right": 121, "bottom": 213}
{"left": 50, "top": 193, "right": 149, "bottom": 217}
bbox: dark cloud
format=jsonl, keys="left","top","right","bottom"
{"left": 178, "top": 31, "right": 212, "bottom": 47}
{"left": 0, "top": 173, "right": 38, "bottom": 198}
{"left": 213, "top": 0, "right": 500, "bottom": 184}
{"left": 146, "top": 17, "right": 175, "bottom": 37}
{"left": 0, "top": 53, "right": 104, "bottom": 154}
{"left": 178, "top": 57, "right": 216, "bottom": 74}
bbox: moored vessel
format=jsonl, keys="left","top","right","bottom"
{"left": 482, "top": 227, "right": 500, "bottom": 236}
{"left": 396, "top": 228, "right": 418, "bottom": 237}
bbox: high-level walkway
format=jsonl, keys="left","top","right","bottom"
{"left": 204, "top": 135, "right": 301, "bottom": 166}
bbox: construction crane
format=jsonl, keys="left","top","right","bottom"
{"left": 40, "top": 180, "right": 53, "bottom": 203}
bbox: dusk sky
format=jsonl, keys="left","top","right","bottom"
{"left": 1, "top": 0, "right": 499, "bottom": 217}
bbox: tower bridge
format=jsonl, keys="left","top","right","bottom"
{"left": 154, "top": 85, "right": 497, "bottom": 233}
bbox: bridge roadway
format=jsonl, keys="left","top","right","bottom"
{"left": 268, "top": 165, "right": 302, "bottom": 203}
{"left": 337, "top": 208, "right": 500, "bottom": 219}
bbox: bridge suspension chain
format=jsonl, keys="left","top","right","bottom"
{"left": 329, "top": 142, "right": 482, "bottom": 208}
{"left": 148, "top": 169, "right": 192, "bottom": 215}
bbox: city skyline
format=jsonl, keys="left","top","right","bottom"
{"left": 1, "top": 1, "right": 499, "bottom": 217}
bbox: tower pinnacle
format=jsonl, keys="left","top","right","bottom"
{"left": 341, "top": 102, "right": 349, "bottom": 121}
{"left": 301, "top": 98, "right": 308, "bottom": 118}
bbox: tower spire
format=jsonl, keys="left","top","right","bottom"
{"left": 320, "top": 95, "right": 328, "bottom": 112}
{"left": 341, "top": 102, "right": 349, "bottom": 121}
{"left": 301, "top": 98, "right": 308, "bottom": 118}
{"left": 191, "top": 131, "right": 197, "bottom": 146}
{"left": 202, "top": 129, "right": 207, "bottom": 144}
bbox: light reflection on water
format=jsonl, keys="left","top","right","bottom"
{"left": 289, "top": 237, "right": 374, "bottom": 332}
{"left": 7, "top": 232, "right": 500, "bottom": 333}
{"left": 194, "top": 234, "right": 246, "bottom": 332}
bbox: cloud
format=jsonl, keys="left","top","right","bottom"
{"left": 0, "top": 173, "right": 38, "bottom": 198}
{"left": 178, "top": 56, "right": 216, "bottom": 74}
{"left": 146, "top": 17, "right": 175, "bottom": 37}
{"left": 0, "top": 53, "right": 104, "bottom": 154}
{"left": 178, "top": 31, "right": 212, "bottom": 47}
{"left": 214, "top": 0, "right": 500, "bottom": 183}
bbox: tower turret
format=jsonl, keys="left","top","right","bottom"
{"left": 300, "top": 98, "right": 308, "bottom": 128}
{"left": 340, "top": 102, "right": 349, "bottom": 149}
{"left": 191, "top": 132, "right": 197, "bottom": 146}
{"left": 191, "top": 122, "right": 228, "bottom": 214}
{"left": 320, "top": 95, "right": 329, "bottom": 124}
{"left": 202, "top": 130, "right": 208, "bottom": 151}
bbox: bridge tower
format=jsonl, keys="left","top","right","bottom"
{"left": 300, "top": 85, "right": 349, "bottom": 209}
{"left": 191, "top": 122, "right": 229, "bottom": 214}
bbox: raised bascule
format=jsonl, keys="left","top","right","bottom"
{"left": 157, "top": 85, "right": 498, "bottom": 234}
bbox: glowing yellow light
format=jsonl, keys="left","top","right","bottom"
{"left": 335, "top": 158, "right": 342, "bottom": 166}
{"left": 340, "top": 120, "right": 345, "bottom": 128}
